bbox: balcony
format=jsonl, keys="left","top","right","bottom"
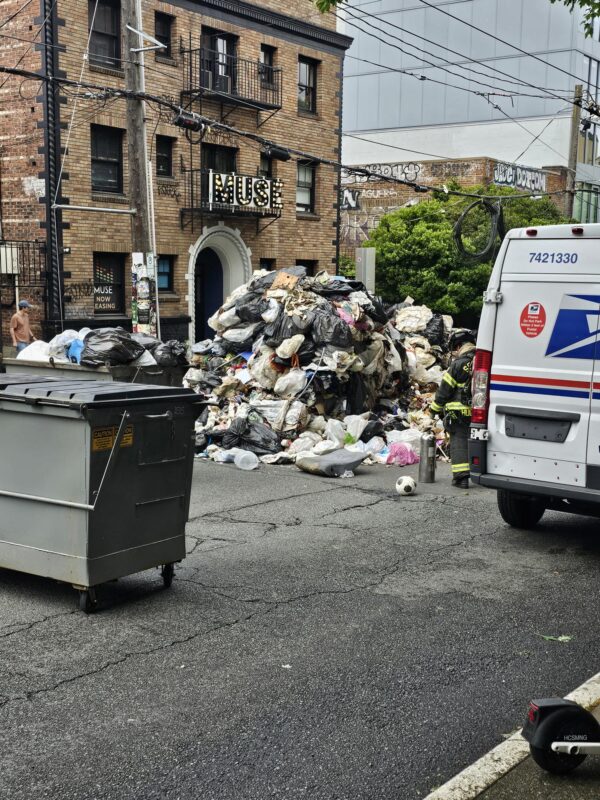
{"left": 181, "top": 168, "right": 283, "bottom": 229}
{"left": 181, "top": 47, "right": 283, "bottom": 111}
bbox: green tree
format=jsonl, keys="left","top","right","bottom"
{"left": 367, "top": 186, "right": 569, "bottom": 319}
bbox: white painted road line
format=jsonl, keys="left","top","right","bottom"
{"left": 422, "top": 670, "right": 600, "bottom": 800}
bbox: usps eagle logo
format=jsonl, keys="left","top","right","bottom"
{"left": 546, "top": 294, "right": 600, "bottom": 359}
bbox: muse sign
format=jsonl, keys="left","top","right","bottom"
{"left": 208, "top": 170, "right": 284, "bottom": 211}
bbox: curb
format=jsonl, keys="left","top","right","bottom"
{"left": 422, "top": 671, "right": 600, "bottom": 800}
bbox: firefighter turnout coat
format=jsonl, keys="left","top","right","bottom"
{"left": 430, "top": 343, "right": 476, "bottom": 423}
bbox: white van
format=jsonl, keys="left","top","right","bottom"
{"left": 470, "top": 223, "right": 600, "bottom": 528}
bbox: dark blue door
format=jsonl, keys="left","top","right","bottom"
{"left": 195, "top": 247, "right": 223, "bottom": 342}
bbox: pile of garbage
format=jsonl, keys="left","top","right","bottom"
{"left": 16, "top": 327, "right": 188, "bottom": 368}
{"left": 185, "top": 266, "right": 455, "bottom": 474}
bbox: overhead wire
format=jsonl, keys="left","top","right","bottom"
{"left": 0, "top": 0, "right": 36, "bottom": 31}
{"left": 342, "top": 5, "right": 575, "bottom": 102}
{"left": 417, "top": 0, "right": 590, "bottom": 88}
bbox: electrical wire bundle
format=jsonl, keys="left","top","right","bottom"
{"left": 453, "top": 200, "right": 506, "bottom": 263}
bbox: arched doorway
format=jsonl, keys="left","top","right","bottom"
{"left": 195, "top": 247, "right": 223, "bottom": 342}
{"left": 187, "top": 224, "right": 253, "bottom": 344}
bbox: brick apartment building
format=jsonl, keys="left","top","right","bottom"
{"left": 0, "top": 0, "right": 351, "bottom": 347}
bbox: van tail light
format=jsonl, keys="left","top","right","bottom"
{"left": 471, "top": 349, "right": 492, "bottom": 425}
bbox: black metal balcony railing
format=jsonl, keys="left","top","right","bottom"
{"left": 182, "top": 47, "right": 283, "bottom": 110}
{"left": 181, "top": 168, "right": 282, "bottom": 220}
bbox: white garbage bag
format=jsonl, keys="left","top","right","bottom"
{"left": 16, "top": 340, "right": 50, "bottom": 362}
{"left": 274, "top": 368, "right": 307, "bottom": 398}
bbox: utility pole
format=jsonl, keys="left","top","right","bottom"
{"left": 567, "top": 84, "right": 583, "bottom": 219}
{"left": 124, "top": 0, "right": 160, "bottom": 338}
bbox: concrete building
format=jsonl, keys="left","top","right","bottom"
{"left": 340, "top": 0, "right": 599, "bottom": 225}
{"left": 0, "top": 0, "right": 351, "bottom": 347}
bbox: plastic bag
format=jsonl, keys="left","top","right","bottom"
{"left": 344, "top": 413, "right": 369, "bottom": 441}
{"left": 48, "top": 330, "right": 79, "bottom": 358}
{"left": 131, "top": 349, "right": 157, "bottom": 367}
{"left": 295, "top": 448, "right": 368, "bottom": 477}
{"left": 153, "top": 340, "right": 187, "bottom": 367}
{"left": 386, "top": 442, "right": 420, "bottom": 466}
{"left": 424, "top": 313, "right": 446, "bottom": 347}
{"left": 325, "top": 418, "right": 346, "bottom": 448}
{"left": 386, "top": 428, "right": 422, "bottom": 447}
{"left": 394, "top": 305, "right": 433, "bottom": 333}
{"left": 261, "top": 298, "right": 281, "bottom": 323}
{"left": 311, "top": 308, "right": 354, "bottom": 350}
{"left": 235, "top": 296, "right": 269, "bottom": 323}
{"left": 80, "top": 329, "right": 145, "bottom": 367}
{"left": 16, "top": 340, "right": 50, "bottom": 362}
{"left": 249, "top": 399, "right": 309, "bottom": 432}
{"left": 249, "top": 351, "right": 279, "bottom": 390}
{"left": 360, "top": 419, "right": 385, "bottom": 442}
{"left": 68, "top": 338, "right": 85, "bottom": 364}
{"left": 263, "top": 314, "right": 303, "bottom": 348}
{"left": 274, "top": 368, "right": 307, "bottom": 398}
{"left": 221, "top": 416, "right": 281, "bottom": 455}
{"left": 365, "top": 436, "right": 386, "bottom": 455}
{"left": 276, "top": 334, "right": 305, "bottom": 359}
{"left": 131, "top": 332, "right": 161, "bottom": 351}
{"left": 222, "top": 322, "right": 262, "bottom": 343}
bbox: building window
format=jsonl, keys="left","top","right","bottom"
{"left": 157, "top": 255, "right": 175, "bottom": 292}
{"left": 296, "top": 259, "right": 318, "bottom": 277}
{"left": 296, "top": 161, "right": 316, "bottom": 213}
{"left": 260, "top": 45, "right": 276, "bottom": 85}
{"left": 94, "top": 253, "right": 125, "bottom": 315}
{"left": 260, "top": 258, "right": 276, "bottom": 271}
{"left": 298, "top": 57, "right": 317, "bottom": 113}
{"left": 155, "top": 12, "right": 173, "bottom": 58}
{"left": 259, "top": 152, "right": 272, "bottom": 178}
{"left": 201, "top": 28, "right": 237, "bottom": 93}
{"left": 202, "top": 143, "right": 237, "bottom": 173}
{"left": 91, "top": 125, "right": 123, "bottom": 193}
{"left": 89, "top": 0, "right": 121, "bottom": 69}
{"left": 156, "top": 136, "right": 174, "bottom": 178}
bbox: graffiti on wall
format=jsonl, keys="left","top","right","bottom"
{"left": 493, "top": 162, "right": 547, "bottom": 192}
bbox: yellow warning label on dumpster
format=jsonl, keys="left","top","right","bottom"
{"left": 92, "top": 425, "right": 134, "bottom": 452}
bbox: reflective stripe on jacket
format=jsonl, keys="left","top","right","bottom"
{"left": 430, "top": 344, "right": 475, "bottom": 417}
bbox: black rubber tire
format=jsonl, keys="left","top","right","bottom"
{"left": 78, "top": 589, "right": 97, "bottom": 614}
{"left": 530, "top": 744, "right": 586, "bottom": 774}
{"left": 497, "top": 489, "right": 545, "bottom": 529}
{"left": 162, "top": 563, "right": 175, "bottom": 589}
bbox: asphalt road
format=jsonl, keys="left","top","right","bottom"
{"left": 1, "top": 461, "right": 599, "bottom": 800}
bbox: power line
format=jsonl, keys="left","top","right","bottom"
{"left": 0, "top": 61, "right": 592, "bottom": 203}
{"left": 346, "top": 4, "right": 576, "bottom": 100}
{"left": 417, "top": 0, "right": 589, "bottom": 88}
{"left": 0, "top": 0, "right": 59, "bottom": 94}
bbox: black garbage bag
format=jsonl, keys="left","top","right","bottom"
{"left": 153, "top": 339, "right": 188, "bottom": 366}
{"left": 222, "top": 416, "right": 281, "bottom": 455}
{"left": 310, "top": 278, "right": 354, "bottom": 297}
{"left": 360, "top": 418, "right": 385, "bottom": 442}
{"left": 311, "top": 308, "right": 354, "bottom": 350}
{"left": 264, "top": 314, "right": 303, "bottom": 348}
{"left": 424, "top": 313, "right": 446, "bottom": 347}
{"left": 131, "top": 332, "right": 161, "bottom": 351}
{"left": 80, "top": 328, "right": 145, "bottom": 367}
{"left": 345, "top": 372, "right": 369, "bottom": 414}
{"left": 367, "top": 296, "right": 389, "bottom": 326}
{"left": 234, "top": 295, "right": 269, "bottom": 322}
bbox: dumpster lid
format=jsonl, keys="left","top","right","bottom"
{"left": 0, "top": 379, "right": 200, "bottom": 408}
{"left": 0, "top": 373, "right": 57, "bottom": 388}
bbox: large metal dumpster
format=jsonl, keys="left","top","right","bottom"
{"left": 0, "top": 378, "right": 203, "bottom": 611}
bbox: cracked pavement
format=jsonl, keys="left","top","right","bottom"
{"left": 1, "top": 461, "right": 600, "bottom": 799}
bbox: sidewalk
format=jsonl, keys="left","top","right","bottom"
{"left": 424, "top": 674, "right": 600, "bottom": 800}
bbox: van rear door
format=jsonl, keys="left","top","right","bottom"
{"left": 488, "top": 237, "right": 600, "bottom": 488}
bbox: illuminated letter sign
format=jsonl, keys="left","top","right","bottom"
{"left": 208, "top": 170, "right": 284, "bottom": 211}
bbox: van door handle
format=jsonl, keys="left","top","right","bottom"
{"left": 143, "top": 411, "right": 173, "bottom": 421}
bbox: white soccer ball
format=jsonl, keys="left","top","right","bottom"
{"left": 396, "top": 475, "right": 417, "bottom": 496}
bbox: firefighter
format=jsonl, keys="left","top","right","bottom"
{"left": 430, "top": 329, "right": 477, "bottom": 489}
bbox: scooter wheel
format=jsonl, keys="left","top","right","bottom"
{"left": 529, "top": 707, "right": 590, "bottom": 774}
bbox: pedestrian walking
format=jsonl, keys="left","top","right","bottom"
{"left": 430, "top": 329, "right": 476, "bottom": 489}
{"left": 10, "top": 300, "right": 36, "bottom": 354}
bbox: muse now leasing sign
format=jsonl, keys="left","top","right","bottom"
{"left": 208, "top": 170, "right": 284, "bottom": 211}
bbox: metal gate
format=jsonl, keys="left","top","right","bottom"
{"left": 0, "top": 240, "right": 48, "bottom": 351}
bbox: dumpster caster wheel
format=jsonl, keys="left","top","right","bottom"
{"left": 79, "top": 588, "right": 97, "bottom": 614}
{"left": 161, "top": 563, "right": 175, "bottom": 588}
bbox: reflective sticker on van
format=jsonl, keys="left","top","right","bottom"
{"left": 546, "top": 294, "right": 600, "bottom": 359}
{"left": 520, "top": 303, "right": 546, "bottom": 337}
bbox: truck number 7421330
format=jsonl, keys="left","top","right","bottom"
{"left": 529, "top": 252, "right": 579, "bottom": 264}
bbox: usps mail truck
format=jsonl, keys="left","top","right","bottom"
{"left": 470, "top": 223, "right": 600, "bottom": 527}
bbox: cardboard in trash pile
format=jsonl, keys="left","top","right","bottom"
{"left": 186, "top": 267, "right": 454, "bottom": 469}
